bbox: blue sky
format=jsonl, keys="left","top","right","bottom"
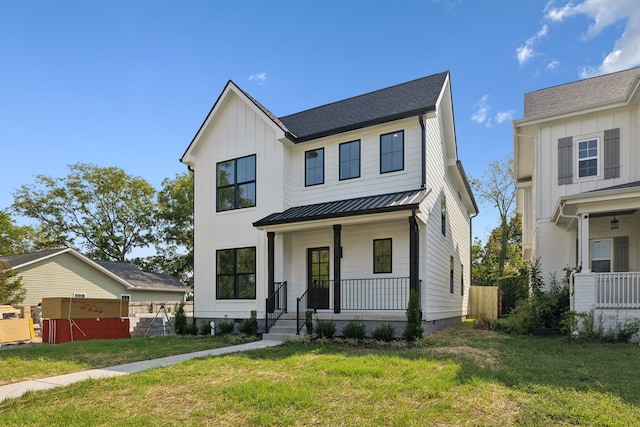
{"left": 1, "top": 0, "right": 639, "bottom": 245}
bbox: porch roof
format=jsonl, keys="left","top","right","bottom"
{"left": 253, "top": 189, "right": 428, "bottom": 227}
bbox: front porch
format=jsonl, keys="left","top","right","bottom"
{"left": 265, "top": 277, "right": 412, "bottom": 334}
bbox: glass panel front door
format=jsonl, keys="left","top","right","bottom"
{"left": 308, "top": 247, "right": 330, "bottom": 309}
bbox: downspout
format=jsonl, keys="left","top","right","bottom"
{"left": 419, "top": 113, "right": 426, "bottom": 188}
{"left": 557, "top": 201, "right": 582, "bottom": 309}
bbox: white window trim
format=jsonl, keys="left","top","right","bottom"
{"left": 575, "top": 135, "right": 601, "bottom": 181}
{"left": 73, "top": 293, "right": 86, "bottom": 298}
{"left": 120, "top": 294, "right": 131, "bottom": 301}
{"left": 590, "top": 238, "right": 612, "bottom": 273}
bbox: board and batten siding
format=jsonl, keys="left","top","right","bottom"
{"left": 290, "top": 117, "right": 424, "bottom": 207}
{"left": 190, "top": 91, "right": 286, "bottom": 319}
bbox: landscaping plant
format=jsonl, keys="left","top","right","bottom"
{"left": 403, "top": 289, "right": 423, "bottom": 341}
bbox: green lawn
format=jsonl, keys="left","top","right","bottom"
{"left": 0, "top": 335, "right": 252, "bottom": 386}
{"left": 1, "top": 323, "right": 639, "bottom": 426}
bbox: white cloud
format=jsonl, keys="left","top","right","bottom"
{"left": 496, "top": 110, "right": 515, "bottom": 124}
{"left": 471, "top": 95, "right": 491, "bottom": 127}
{"left": 248, "top": 72, "right": 267, "bottom": 84}
{"left": 516, "top": 24, "right": 549, "bottom": 65}
{"left": 544, "top": 0, "right": 640, "bottom": 76}
{"left": 546, "top": 60, "right": 560, "bottom": 70}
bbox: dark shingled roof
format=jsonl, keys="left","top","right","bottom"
{"left": 586, "top": 180, "right": 640, "bottom": 193}
{"left": 253, "top": 189, "right": 428, "bottom": 227}
{"left": 1, "top": 249, "right": 66, "bottom": 268}
{"left": 93, "top": 260, "right": 188, "bottom": 292}
{"left": 279, "top": 71, "right": 449, "bottom": 142}
{"left": 524, "top": 67, "right": 640, "bottom": 119}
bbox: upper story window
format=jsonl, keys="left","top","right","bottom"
{"left": 578, "top": 138, "right": 598, "bottom": 178}
{"left": 441, "top": 195, "right": 447, "bottom": 237}
{"left": 339, "top": 140, "right": 361, "bottom": 180}
{"left": 305, "top": 148, "right": 324, "bottom": 186}
{"left": 217, "top": 154, "right": 256, "bottom": 212}
{"left": 558, "top": 129, "right": 619, "bottom": 185}
{"left": 380, "top": 130, "right": 404, "bottom": 173}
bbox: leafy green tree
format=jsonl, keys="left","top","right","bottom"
{"left": 132, "top": 171, "right": 193, "bottom": 287}
{"left": 12, "top": 163, "right": 157, "bottom": 261}
{"left": 0, "top": 210, "right": 60, "bottom": 255}
{"left": 472, "top": 214, "right": 525, "bottom": 286}
{"left": 470, "top": 157, "right": 517, "bottom": 280}
{"left": 0, "top": 260, "right": 26, "bottom": 305}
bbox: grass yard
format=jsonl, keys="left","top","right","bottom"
{"left": 0, "top": 335, "right": 253, "bottom": 386}
{"left": 1, "top": 322, "right": 639, "bottom": 426}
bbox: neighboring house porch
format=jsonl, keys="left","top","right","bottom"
{"left": 553, "top": 182, "right": 640, "bottom": 329}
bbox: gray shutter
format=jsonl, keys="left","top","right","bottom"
{"left": 558, "top": 136, "right": 573, "bottom": 185}
{"left": 614, "top": 236, "right": 629, "bottom": 272}
{"left": 604, "top": 128, "right": 620, "bottom": 179}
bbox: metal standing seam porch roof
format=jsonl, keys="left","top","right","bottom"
{"left": 253, "top": 189, "right": 429, "bottom": 227}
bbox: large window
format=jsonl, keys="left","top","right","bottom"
{"left": 305, "top": 148, "right": 324, "bottom": 186}
{"left": 339, "top": 140, "right": 361, "bottom": 180}
{"left": 380, "top": 130, "right": 404, "bottom": 173}
{"left": 449, "top": 256, "right": 454, "bottom": 294}
{"left": 217, "top": 154, "right": 256, "bottom": 211}
{"left": 591, "top": 240, "right": 611, "bottom": 272}
{"left": 373, "top": 238, "right": 392, "bottom": 273}
{"left": 216, "top": 247, "right": 256, "bottom": 299}
{"left": 441, "top": 195, "right": 447, "bottom": 237}
{"left": 578, "top": 138, "right": 598, "bottom": 178}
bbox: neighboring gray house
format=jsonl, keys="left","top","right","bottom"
{"left": 1, "top": 248, "right": 188, "bottom": 307}
{"left": 513, "top": 67, "right": 640, "bottom": 334}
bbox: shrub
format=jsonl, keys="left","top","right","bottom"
{"left": 238, "top": 310, "right": 259, "bottom": 336}
{"left": 315, "top": 319, "right": 336, "bottom": 338}
{"left": 174, "top": 303, "right": 188, "bottom": 335}
{"left": 305, "top": 310, "right": 314, "bottom": 335}
{"left": 372, "top": 323, "right": 396, "bottom": 342}
{"left": 199, "top": 321, "right": 212, "bottom": 336}
{"left": 342, "top": 318, "right": 367, "bottom": 339}
{"left": 187, "top": 321, "right": 199, "bottom": 335}
{"left": 218, "top": 320, "right": 235, "bottom": 335}
{"left": 403, "top": 289, "right": 423, "bottom": 341}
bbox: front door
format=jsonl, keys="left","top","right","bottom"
{"left": 308, "top": 247, "right": 330, "bottom": 309}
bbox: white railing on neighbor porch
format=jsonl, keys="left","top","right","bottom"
{"left": 595, "top": 273, "right": 640, "bottom": 309}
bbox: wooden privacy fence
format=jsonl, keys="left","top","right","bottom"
{"left": 469, "top": 286, "right": 499, "bottom": 320}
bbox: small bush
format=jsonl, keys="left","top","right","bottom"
{"left": 199, "top": 321, "right": 212, "bottom": 336}
{"left": 187, "top": 321, "right": 199, "bottom": 335}
{"left": 305, "top": 310, "right": 314, "bottom": 335}
{"left": 342, "top": 318, "right": 367, "bottom": 339}
{"left": 174, "top": 303, "right": 188, "bottom": 335}
{"left": 403, "top": 289, "right": 424, "bottom": 341}
{"left": 315, "top": 319, "right": 336, "bottom": 338}
{"left": 372, "top": 323, "right": 395, "bottom": 342}
{"left": 238, "top": 310, "right": 259, "bottom": 336}
{"left": 218, "top": 320, "right": 235, "bottom": 335}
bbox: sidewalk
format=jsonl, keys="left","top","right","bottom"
{"left": 0, "top": 339, "right": 283, "bottom": 403}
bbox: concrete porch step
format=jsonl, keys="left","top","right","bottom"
{"left": 263, "top": 318, "right": 306, "bottom": 340}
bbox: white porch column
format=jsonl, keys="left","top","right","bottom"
{"left": 580, "top": 214, "right": 590, "bottom": 272}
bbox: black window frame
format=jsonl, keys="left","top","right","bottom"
{"left": 216, "top": 247, "right": 257, "bottom": 300}
{"left": 216, "top": 154, "right": 256, "bottom": 212}
{"left": 305, "top": 148, "right": 325, "bottom": 187}
{"left": 373, "top": 238, "right": 392, "bottom": 274}
{"left": 449, "top": 256, "right": 454, "bottom": 294}
{"left": 339, "top": 140, "right": 361, "bottom": 181}
{"left": 441, "top": 195, "right": 447, "bottom": 237}
{"left": 380, "top": 130, "right": 404, "bottom": 174}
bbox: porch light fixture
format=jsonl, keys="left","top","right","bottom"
{"left": 610, "top": 216, "right": 619, "bottom": 230}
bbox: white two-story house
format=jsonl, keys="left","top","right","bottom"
{"left": 514, "top": 67, "right": 640, "bottom": 329}
{"left": 181, "top": 71, "right": 478, "bottom": 335}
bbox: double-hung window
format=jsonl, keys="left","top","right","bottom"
{"left": 380, "top": 130, "right": 404, "bottom": 173}
{"left": 216, "top": 247, "right": 256, "bottom": 299}
{"left": 305, "top": 148, "right": 324, "bottom": 186}
{"left": 578, "top": 138, "right": 598, "bottom": 178}
{"left": 339, "top": 140, "right": 360, "bottom": 180}
{"left": 591, "top": 240, "right": 611, "bottom": 273}
{"left": 217, "top": 154, "right": 256, "bottom": 211}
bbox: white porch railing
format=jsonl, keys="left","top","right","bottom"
{"left": 595, "top": 273, "right": 640, "bottom": 309}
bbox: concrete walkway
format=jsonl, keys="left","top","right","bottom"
{"left": 0, "top": 339, "right": 283, "bottom": 403}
